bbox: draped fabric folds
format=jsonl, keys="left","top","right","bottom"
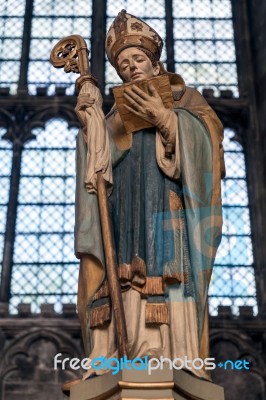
{"left": 74, "top": 77, "right": 223, "bottom": 380}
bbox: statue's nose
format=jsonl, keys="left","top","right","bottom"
{"left": 129, "top": 60, "right": 137, "bottom": 70}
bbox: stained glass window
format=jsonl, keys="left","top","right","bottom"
{"left": 0, "top": 0, "right": 257, "bottom": 316}
{"left": 10, "top": 119, "right": 78, "bottom": 312}
{"left": 173, "top": 0, "right": 238, "bottom": 96}
{"left": 209, "top": 128, "right": 257, "bottom": 315}
{"left": 0, "top": 0, "right": 26, "bottom": 94}
{"left": 28, "top": 0, "right": 92, "bottom": 95}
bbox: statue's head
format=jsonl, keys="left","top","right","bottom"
{"left": 105, "top": 10, "right": 163, "bottom": 82}
{"left": 116, "top": 47, "right": 160, "bottom": 82}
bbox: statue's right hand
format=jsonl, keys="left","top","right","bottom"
{"left": 75, "top": 94, "right": 95, "bottom": 128}
{"left": 75, "top": 94, "right": 95, "bottom": 111}
{"left": 75, "top": 94, "right": 95, "bottom": 127}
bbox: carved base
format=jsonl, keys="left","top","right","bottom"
{"left": 70, "top": 368, "right": 224, "bottom": 400}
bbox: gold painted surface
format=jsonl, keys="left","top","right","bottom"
{"left": 113, "top": 75, "right": 174, "bottom": 134}
{"left": 105, "top": 10, "right": 163, "bottom": 67}
{"left": 118, "top": 381, "right": 174, "bottom": 389}
{"left": 145, "top": 303, "right": 170, "bottom": 325}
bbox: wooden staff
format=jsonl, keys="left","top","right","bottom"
{"left": 50, "top": 35, "right": 128, "bottom": 358}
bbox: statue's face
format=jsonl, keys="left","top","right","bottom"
{"left": 116, "top": 48, "right": 160, "bottom": 82}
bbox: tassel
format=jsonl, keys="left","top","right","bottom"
{"left": 163, "top": 269, "right": 189, "bottom": 284}
{"left": 145, "top": 303, "right": 169, "bottom": 325}
{"left": 118, "top": 263, "right": 132, "bottom": 282}
{"left": 89, "top": 303, "right": 111, "bottom": 328}
{"left": 132, "top": 277, "right": 164, "bottom": 295}
{"left": 131, "top": 256, "right": 146, "bottom": 286}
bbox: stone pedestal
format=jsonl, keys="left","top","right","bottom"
{"left": 70, "top": 368, "right": 224, "bottom": 400}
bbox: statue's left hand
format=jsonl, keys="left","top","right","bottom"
{"left": 123, "top": 82, "right": 166, "bottom": 122}
{"left": 123, "top": 82, "right": 175, "bottom": 144}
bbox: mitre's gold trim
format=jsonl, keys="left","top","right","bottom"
{"left": 110, "top": 35, "right": 161, "bottom": 67}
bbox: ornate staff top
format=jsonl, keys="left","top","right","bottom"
{"left": 50, "top": 34, "right": 97, "bottom": 90}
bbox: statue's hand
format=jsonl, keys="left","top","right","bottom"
{"left": 123, "top": 83, "right": 175, "bottom": 145}
{"left": 75, "top": 94, "right": 95, "bottom": 128}
{"left": 123, "top": 82, "right": 165, "bottom": 123}
{"left": 123, "top": 82, "right": 174, "bottom": 143}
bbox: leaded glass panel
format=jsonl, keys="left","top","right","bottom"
{"left": 28, "top": 0, "right": 92, "bottom": 95}
{"left": 0, "top": 0, "right": 26, "bottom": 94}
{"left": 173, "top": 0, "right": 238, "bottom": 96}
{"left": 209, "top": 128, "right": 257, "bottom": 315}
{"left": 10, "top": 119, "right": 78, "bottom": 312}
